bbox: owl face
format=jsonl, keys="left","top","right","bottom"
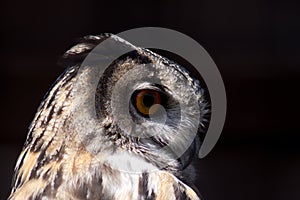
{"left": 65, "top": 36, "right": 209, "bottom": 173}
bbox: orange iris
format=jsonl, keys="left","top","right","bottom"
{"left": 135, "top": 90, "right": 161, "bottom": 115}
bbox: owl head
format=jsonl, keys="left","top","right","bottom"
{"left": 56, "top": 34, "right": 210, "bottom": 174}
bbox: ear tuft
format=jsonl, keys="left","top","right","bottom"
{"left": 57, "top": 33, "right": 113, "bottom": 67}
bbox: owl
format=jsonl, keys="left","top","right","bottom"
{"left": 8, "top": 34, "right": 209, "bottom": 200}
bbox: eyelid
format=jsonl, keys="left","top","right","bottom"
{"left": 134, "top": 83, "right": 165, "bottom": 93}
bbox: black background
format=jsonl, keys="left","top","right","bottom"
{"left": 1, "top": 0, "right": 300, "bottom": 199}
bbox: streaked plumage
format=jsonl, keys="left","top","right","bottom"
{"left": 8, "top": 34, "right": 209, "bottom": 200}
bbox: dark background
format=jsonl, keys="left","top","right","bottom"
{"left": 1, "top": 0, "right": 299, "bottom": 199}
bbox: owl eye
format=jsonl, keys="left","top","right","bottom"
{"left": 132, "top": 89, "right": 166, "bottom": 116}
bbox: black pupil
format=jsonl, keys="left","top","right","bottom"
{"left": 143, "top": 94, "right": 155, "bottom": 107}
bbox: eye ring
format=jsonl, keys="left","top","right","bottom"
{"left": 132, "top": 89, "right": 166, "bottom": 116}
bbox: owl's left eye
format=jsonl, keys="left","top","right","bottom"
{"left": 131, "top": 89, "right": 167, "bottom": 117}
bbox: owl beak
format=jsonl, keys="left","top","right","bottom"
{"left": 177, "top": 139, "right": 199, "bottom": 170}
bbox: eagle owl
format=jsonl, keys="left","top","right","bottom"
{"left": 8, "top": 34, "right": 209, "bottom": 200}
